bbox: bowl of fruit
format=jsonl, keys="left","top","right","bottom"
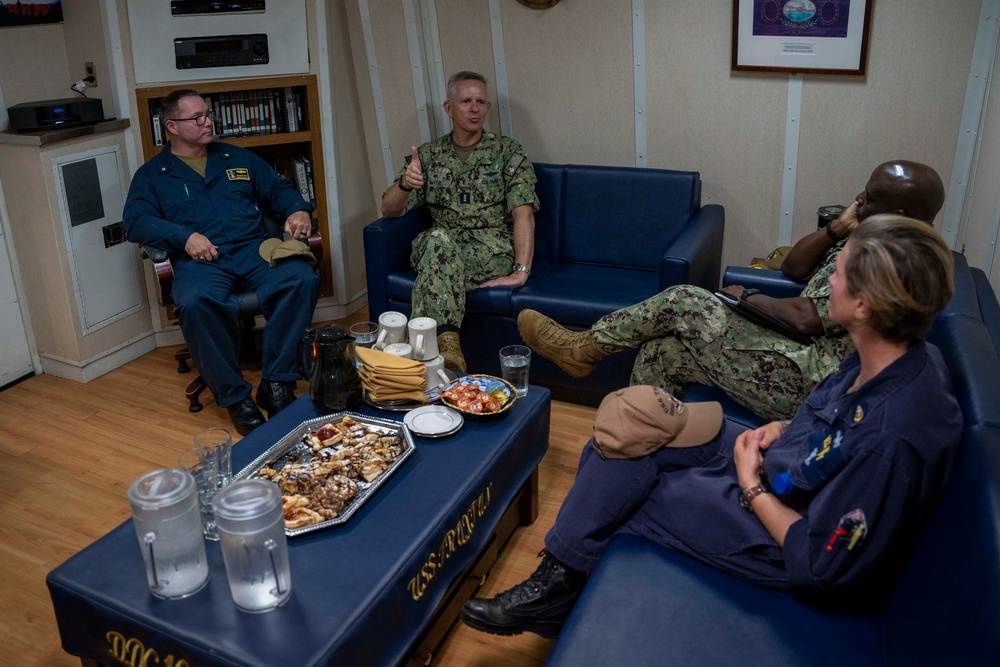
{"left": 438, "top": 375, "right": 517, "bottom": 420}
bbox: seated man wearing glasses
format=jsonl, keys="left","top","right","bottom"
{"left": 124, "top": 89, "right": 319, "bottom": 436}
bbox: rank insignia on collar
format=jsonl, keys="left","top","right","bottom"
{"left": 853, "top": 401, "right": 866, "bottom": 423}
{"left": 226, "top": 168, "right": 250, "bottom": 181}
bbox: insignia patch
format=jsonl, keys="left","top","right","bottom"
{"left": 226, "top": 168, "right": 250, "bottom": 181}
{"left": 825, "top": 509, "right": 868, "bottom": 552}
{"left": 505, "top": 154, "right": 524, "bottom": 176}
{"left": 853, "top": 401, "right": 867, "bottom": 423}
{"left": 460, "top": 192, "right": 470, "bottom": 204}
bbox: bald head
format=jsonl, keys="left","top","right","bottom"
{"left": 859, "top": 160, "right": 945, "bottom": 225}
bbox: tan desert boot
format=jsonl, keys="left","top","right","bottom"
{"left": 438, "top": 331, "right": 467, "bottom": 373}
{"left": 517, "top": 309, "right": 608, "bottom": 378}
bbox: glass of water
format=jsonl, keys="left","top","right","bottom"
{"left": 349, "top": 321, "right": 379, "bottom": 368}
{"left": 499, "top": 345, "right": 531, "bottom": 397}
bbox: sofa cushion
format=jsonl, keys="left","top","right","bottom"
{"left": 971, "top": 266, "right": 1000, "bottom": 355}
{"left": 940, "top": 252, "right": 981, "bottom": 320}
{"left": 508, "top": 261, "right": 660, "bottom": 327}
{"left": 533, "top": 162, "right": 565, "bottom": 262}
{"left": 928, "top": 313, "right": 1000, "bottom": 429}
{"left": 562, "top": 165, "right": 701, "bottom": 269}
{"left": 879, "top": 424, "right": 1000, "bottom": 665}
{"left": 386, "top": 261, "right": 664, "bottom": 326}
{"left": 547, "top": 534, "right": 884, "bottom": 667}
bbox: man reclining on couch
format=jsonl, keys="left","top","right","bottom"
{"left": 518, "top": 160, "right": 945, "bottom": 420}
{"left": 463, "top": 215, "right": 961, "bottom": 638}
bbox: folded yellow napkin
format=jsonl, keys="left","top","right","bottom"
{"left": 359, "top": 367, "right": 427, "bottom": 390}
{"left": 355, "top": 347, "right": 426, "bottom": 373}
{"left": 365, "top": 386, "right": 428, "bottom": 403}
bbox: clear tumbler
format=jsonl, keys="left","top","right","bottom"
{"left": 213, "top": 479, "right": 292, "bottom": 613}
{"left": 127, "top": 468, "right": 209, "bottom": 599}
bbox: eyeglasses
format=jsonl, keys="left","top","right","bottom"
{"left": 169, "top": 110, "right": 215, "bottom": 126}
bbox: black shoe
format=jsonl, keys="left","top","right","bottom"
{"left": 226, "top": 397, "right": 266, "bottom": 436}
{"left": 255, "top": 380, "right": 297, "bottom": 418}
{"left": 460, "top": 550, "right": 587, "bottom": 639}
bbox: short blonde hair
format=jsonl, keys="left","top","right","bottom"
{"left": 845, "top": 214, "right": 954, "bottom": 344}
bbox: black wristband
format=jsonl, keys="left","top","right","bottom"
{"left": 398, "top": 178, "right": 413, "bottom": 193}
{"left": 825, "top": 223, "right": 840, "bottom": 241}
{"left": 740, "top": 288, "right": 760, "bottom": 301}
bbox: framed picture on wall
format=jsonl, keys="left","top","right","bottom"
{"left": 732, "top": 0, "right": 873, "bottom": 75}
{"left": 0, "top": 1, "right": 64, "bottom": 28}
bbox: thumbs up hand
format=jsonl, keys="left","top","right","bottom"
{"left": 402, "top": 146, "right": 424, "bottom": 191}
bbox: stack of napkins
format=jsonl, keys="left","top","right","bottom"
{"left": 355, "top": 347, "right": 428, "bottom": 402}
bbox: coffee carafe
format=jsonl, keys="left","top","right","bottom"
{"left": 298, "top": 325, "right": 362, "bottom": 414}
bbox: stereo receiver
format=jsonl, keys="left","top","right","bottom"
{"left": 170, "top": 0, "right": 265, "bottom": 15}
{"left": 174, "top": 33, "right": 269, "bottom": 70}
{"left": 8, "top": 98, "right": 105, "bottom": 132}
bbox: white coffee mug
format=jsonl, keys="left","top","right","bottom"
{"left": 422, "top": 355, "right": 450, "bottom": 388}
{"left": 383, "top": 342, "right": 413, "bottom": 359}
{"left": 375, "top": 311, "right": 408, "bottom": 350}
{"left": 407, "top": 317, "right": 439, "bottom": 361}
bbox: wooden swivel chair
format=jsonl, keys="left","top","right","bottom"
{"left": 143, "top": 210, "right": 323, "bottom": 412}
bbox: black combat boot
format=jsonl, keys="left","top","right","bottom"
{"left": 255, "top": 380, "right": 297, "bottom": 418}
{"left": 460, "top": 550, "right": 587, "bottom": 639}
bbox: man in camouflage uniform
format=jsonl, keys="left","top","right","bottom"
{"left": 518, "top": 160, "right": 946, "bottom": 420}
{"left": 380, "top": 71, "right": 539, "bottom": 372}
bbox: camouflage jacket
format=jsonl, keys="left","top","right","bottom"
{"left": 779, "top": 241, "right": 854, "bottom": 382}
{"left": 399, "top": 131, "right": 539, "bottom": 231}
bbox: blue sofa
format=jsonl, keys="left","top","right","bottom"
{"left": 546, "top": 253, "right": 1000, "bottom": 666}
{"left": 363, "top": 162, "right": 725, "bottom": 404}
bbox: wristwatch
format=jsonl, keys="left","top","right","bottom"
{"left": 739, "top": 482, "right": 770, "bottom": 513}
{"left": 513, "top": 264, "right": 531, "bottom": 276}
{"left": 825, "top": 223, "right": 840, "bottom": 241}
{"left": 740, "top": 288, "right": 760, "bottom": 301}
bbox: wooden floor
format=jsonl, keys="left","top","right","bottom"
{"left": 0, "top": 313, "right": 595, "bottom": 667}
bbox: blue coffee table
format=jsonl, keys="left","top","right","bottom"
{"left": 47, "top": 389, "right": 550, "bottom": 666}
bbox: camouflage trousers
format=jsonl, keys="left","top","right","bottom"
{"left": 410, "top": 226, "right": 513, "bottom": 328}
{"left": 591, "top": 285, "right": 811, "bottom": 421}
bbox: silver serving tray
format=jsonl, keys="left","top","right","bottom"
{"left": 233, "top": 411, "right": 415, "bottom": 537}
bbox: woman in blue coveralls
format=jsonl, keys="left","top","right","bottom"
{"left": 462, "top": 214, "right": 963, "bottom": 639}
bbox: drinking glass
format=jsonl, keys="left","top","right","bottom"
{"left": 177, "top": 447, "right": 221, "bottom": 540}
{"left": 499, "top": 345, "right": 531, "bottom": 397}
{"left": 349, "top": 321, "right": 380, "bottom": 368}
{"left": 194, "top": 427, "right": 232, "bottom": 490}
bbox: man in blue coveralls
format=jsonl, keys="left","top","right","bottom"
{"left": 124, "top": 89, "right": 319, "bottom": 436}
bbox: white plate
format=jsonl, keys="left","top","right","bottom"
{"left": 404, "top": 405, "right": 464, "bottom": 438}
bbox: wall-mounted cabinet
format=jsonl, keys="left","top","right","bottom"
{"left": 133, "top": 75, "right": 332, "bottom": 293}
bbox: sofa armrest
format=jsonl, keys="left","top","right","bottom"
{"left": 722, "top": 266, "right": 806, "bottom": 298}
{"left": 363, "top": 208, "right": 429, "bottom": 317}
{"left": 659, "top": 204, "right": 725, "bottom": 291}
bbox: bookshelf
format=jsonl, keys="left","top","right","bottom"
{"left": 134, "top": 75, "right": 330, "bottom": 290}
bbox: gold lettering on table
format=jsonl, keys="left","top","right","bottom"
{"left": 407, "top": 482, "right": 493, "bottom": 601}
{"left": 105, "top": 631, "right": 190, "bottom": 667}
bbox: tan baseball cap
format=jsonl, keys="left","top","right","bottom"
{"left": 258, "top": 238, "right": 316, "bottom": 268}
{"left": 592, "top": 385, "right": 723, "bottom": 459}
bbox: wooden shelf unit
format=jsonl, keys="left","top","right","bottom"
{"left": 133, "top": 75, "right": 331, "bottom": 290}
